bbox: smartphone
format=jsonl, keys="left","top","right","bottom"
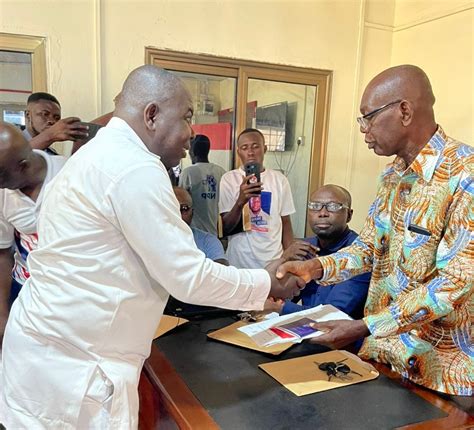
{"left": 244, "top": 162, "right": 261, "bottom": 194}
{"left": 78, "top": 122, "right": 103, "bottom": 141}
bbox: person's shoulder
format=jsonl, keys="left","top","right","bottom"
{"left": 221, "top": 168, "right": 241, "bottom": 182}
{"left": 443, "top": 138, "right": 474, "bottom": 175}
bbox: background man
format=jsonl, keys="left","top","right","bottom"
{"left": 278, "top": 65, "right": 473, "bottom": 397}
{"left": 268, "top": 185, "right": 370, "bottom": 320}
{"left": 23, "top": 92, "right": 88, "bottom": 152}
{"left": 219, "top": 128, "right": 295, "bottom": 269}
{"left": 0, "top": 122, "right": 66, "bottom": 344}
{"left": 0, "top": 66, "right": 304, "bottom": 429}
{"left": 173, "top": 186, "right": 227, "bottom": 265}
{"left": 179, "top": 134, "right": 225, "bottom": 235}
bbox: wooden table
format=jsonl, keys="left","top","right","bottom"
{"left": 138, "top": 317, "right": 473, "bottom": 430}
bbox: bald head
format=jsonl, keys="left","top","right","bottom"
{"left": 114, "top": 65, "right": 195, "bottom": 169}
{"left": 115, "top": 66, "right": 185, "bottom": 117}
{"left": 0, "top": 122, "right": 34, "bottom": 189}
{"left": 310, "top": 184, "right": 351, "bottom": 208}
{"left": 362, "top": 65, "right": 435, "bottom": 118}
{"left": 359, "top": 65, "right": 438, "bottom": 162}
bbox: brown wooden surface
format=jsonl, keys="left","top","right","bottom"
{"left": 372, "top": 362, "right": 474, "bottom": 430}
{"left": 141, "top": 344, "right": 219, "bottom": 430}
{"left": 140, "top": 342, "right": 472, "bottom": 430}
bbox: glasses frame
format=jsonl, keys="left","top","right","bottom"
{"left": 307, "top": 201, "right": 349, "bottom": 212}
{"left": 179, "top": 204, "right": 193, "bottom": 213}
{"left": 357, "top": 99, "right": 402, "bottom": 129}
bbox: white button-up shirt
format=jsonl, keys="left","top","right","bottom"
{"left": 1, "top": 118, "right": 270, "bottom": 429}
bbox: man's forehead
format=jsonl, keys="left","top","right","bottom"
{"left": 238, "top": 132, "right": 263, "bottom": 146}
{"left": 311, "top": 187, "right": 344, "bottom": 202}
{"left": 30, "top": 99, "right": 60, "bottom": 111}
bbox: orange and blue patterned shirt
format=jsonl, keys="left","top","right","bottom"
{"left": 318, "top": 127, "right": 473, "bottom": 395}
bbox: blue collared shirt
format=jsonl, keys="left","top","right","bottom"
{"left": 281, "top": 229, "right": 371, "bottom": 319}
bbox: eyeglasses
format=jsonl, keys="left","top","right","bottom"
{"left": 356, "top": 99, "right": 402, "bottom": 130}
{"left": 179, "top": 204, "right": 192, "bottom": 213}
{"left": 308, "top": 201, "right": 349, "bottom": 212}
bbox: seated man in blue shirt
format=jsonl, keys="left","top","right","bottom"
{"left": 173, "top": 186, "right": 228, "bottom": 265}
{"left": 266, "top": 185, "right": 370, "bottom": 319}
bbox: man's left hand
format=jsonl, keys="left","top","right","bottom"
{"left": 309, "top": 319, "right": 370, "bottom": 349}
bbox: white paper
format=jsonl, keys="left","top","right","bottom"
{"left": 238, "top": 304, "right": 352, "bottom": 347}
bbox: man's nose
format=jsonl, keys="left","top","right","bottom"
{"left": 318, "top": 207, "right": 330, "bottom": 217}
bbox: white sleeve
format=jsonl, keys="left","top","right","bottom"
{"left": 280, "top": 174, "right": 296, "bottom": 216}
{"left": 109, "top": 164, "right": 270, "bottom": 310}
{"left": 218, "top": 172, "right": 239, "bottom": 214}
{"left": 0, "top": 205, "right": 14, "bottom": 249}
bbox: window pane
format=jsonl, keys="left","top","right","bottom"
{"left": 247, "top": 79, "right": 316, "bottom": 238}
{"left": 171, "top": 71, "right": 237, "bottom": 172}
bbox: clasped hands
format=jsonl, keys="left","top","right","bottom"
{"left": 265, "top": 257, "right": 369, "bottom": 349}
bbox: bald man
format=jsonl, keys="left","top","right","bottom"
{"left": 0, "top": 122, "right": 66, "bottom": 343}
{"left": 278, "top": 65, "right": 473, "bottom": 397}
{"left": 267, "top": 185, "right": 370, "bottom": 320}
{"left": 0, "top": 66, "right": 304, "bottom": 429}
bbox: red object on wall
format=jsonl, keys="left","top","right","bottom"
{"left": 191, "top": 122, "right": 232, "bottom": 150}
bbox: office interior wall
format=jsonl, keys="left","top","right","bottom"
{"left": 0, "top": 0, "right": 471, "bottom": 232}
{"left": 392, "top": 1, "right": 473, "bottom": 143}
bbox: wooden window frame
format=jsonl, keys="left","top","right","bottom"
{"left": 0, "top": 32, "right": 47, "bottom": 92}
{"left": 145, "top": 48, "right": 332, "bottom": 198}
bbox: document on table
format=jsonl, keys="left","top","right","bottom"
{"left": 238, "top": 304, "right": 352, "bottom": 347}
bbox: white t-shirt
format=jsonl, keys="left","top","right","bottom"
{"left": 0, "top": 150, "right": 66, "bottom": 284}
{"left": 0, "top": 117, "right": 270, "bottom": 429}
{"left": 179, "top": 162, "right": 225, "bottom": 235}
{"left": 219, "top": 167, "right": 295, "bottom": 269}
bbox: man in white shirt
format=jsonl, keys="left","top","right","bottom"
{"left": 0, "top": 66, "right": 304, "bottom": 429}
{"left": 0, "top": 122, "right": 66, "bottom": 344}
{"left": 179, "top": 134, "right": 226, "bottom": 235}
{"left": 219, "top": 128, "right": 296, "bottom": 269}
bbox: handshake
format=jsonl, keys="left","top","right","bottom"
{"left": 265, "top": 257, "right": 323, "bottom": 300}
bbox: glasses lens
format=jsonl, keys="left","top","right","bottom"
{"left": 180, "top": 204, "right": 191, "bottom": 213}
{"left": 326, "top": 203, "right": 344, "bottom": 212}
{"left": 308, "top": 202, "right": 323, "bottom": 211}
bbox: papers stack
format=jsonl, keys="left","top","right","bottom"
{"left": 238, "top": 304, "right": 352, "bottom": 347}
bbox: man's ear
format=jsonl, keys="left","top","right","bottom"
{"left": 263, "top": 144, "right": 267, "bottom": 154}
{"left": 400, "top": 100, "right": 413, "bottom": 126}
{"left": 144, "top": 103, "right": 159, "bottom": 130}
{"left": 346, "top": 208, "right": 353, "bottom": 223}
{"left": 25, "top": 109, "right": 31, "bottom": 123}
{"left": 18, "top": 159, "right": 29, "bottom": 173}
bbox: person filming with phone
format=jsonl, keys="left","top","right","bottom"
{"left": 23, "top": 92, "right": 89, "bottom": 153}
{"left": 219, "top": 128, "right": 296, "bottom": 269}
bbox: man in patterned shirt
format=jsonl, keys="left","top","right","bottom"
{"left": 278, "top": 65, "right": 473, "bottom": 397}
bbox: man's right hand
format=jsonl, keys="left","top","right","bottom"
{"left": 236, "top": 174, "right": 263, "bottom": 207}
{"left": 276, "top": 258, "right": 323, "bottom": 283}
{"left": 44, "top": 117, "right": 89, "bottom": 143}
{"left": 266, "top": 258, "right": 306, "bottom": 300}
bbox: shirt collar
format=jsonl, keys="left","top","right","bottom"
{"left": 393, "top": 126, "right": 447, "bottom": 182}
{"left": 106, "top": 117, "right": 161, "bottom": 161}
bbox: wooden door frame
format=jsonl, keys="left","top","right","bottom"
{"left": 145, "top": 48, "right": 332, "bottom": 235}
{"left": 0, "top": 33, "right": 47, "bottom": 92}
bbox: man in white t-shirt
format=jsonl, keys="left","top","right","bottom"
{"left": 179, "top": 134, "right": 225, "bottom": 235}
{"left": 219, "top": 128, "right": 296, "bottom": 269}
{"left": 0, "top": 122, "right": 66, "bottom": 343}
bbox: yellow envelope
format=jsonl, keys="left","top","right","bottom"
{"left": 154, "top": 315, "right": 188, "bottom": 339}
{"left": 259, "top": 350, "right": 379, "bottom": 396}
{"left": 207, "top": 320, "right": 294, "bottom": 355}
